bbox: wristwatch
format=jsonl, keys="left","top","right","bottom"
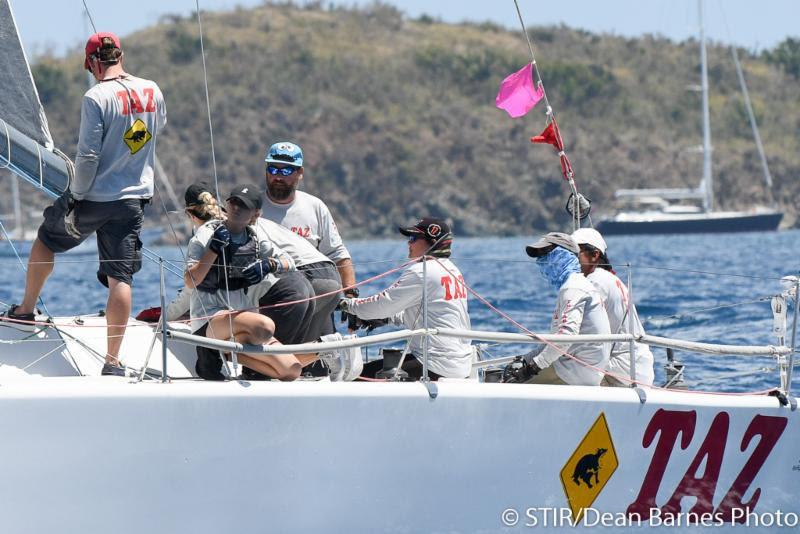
{"left": 344, "top": 287, "right": 359, "bottom": 298}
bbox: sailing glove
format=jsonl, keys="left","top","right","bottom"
{"left": 208, "top": 225, "right": 231, "bottom": 255}
{"left": 242, "top": 258, "right": 285, "bottom": 285}
{"left": 62, "top": 191, "right": 82, "bottom": 240}
{"left": 502, "top": 355, "right": 541, "bottom": 383}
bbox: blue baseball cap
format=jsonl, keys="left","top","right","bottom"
{"left": 265, "top": 142, "right": 303, "bottom": 168}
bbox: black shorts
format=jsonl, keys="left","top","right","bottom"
{"left": 38, "top": 193, "right": 146, "bottom": 286}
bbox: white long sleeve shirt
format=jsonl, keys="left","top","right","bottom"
{"left": 586, "top": 268, "right": 654, "bottom": 385}
{"left": 346, "top": 257, "right": 472, "bottom": 378}
{"left": 533, "top": 272, "right": 611, "bottom": 385}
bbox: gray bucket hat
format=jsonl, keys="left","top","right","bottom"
{"left": 525, "top": 232, "right": 579, "bottom": 257}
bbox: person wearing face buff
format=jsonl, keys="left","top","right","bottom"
{"left": 504, "top": 232, "right": 611, "bottom": 386}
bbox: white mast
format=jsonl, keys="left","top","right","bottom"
{"left": 699, "top": 0, "right": 713, "bottom": 213}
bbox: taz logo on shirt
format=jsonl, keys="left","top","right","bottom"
{"left": 291, "top": 226, "right": 311, "bottom": 238}
{"left": 441, "top": 275, "right": 466, "bottom": 301}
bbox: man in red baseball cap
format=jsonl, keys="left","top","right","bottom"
{"left": 83, "top": 31, "right": 122, "bottom": 71}
{"left": 2, "top": 30, "right": 167, "bottom": 377}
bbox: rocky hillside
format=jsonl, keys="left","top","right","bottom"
{"left": 10, "top": 2, "right": 800, "bottom": 237}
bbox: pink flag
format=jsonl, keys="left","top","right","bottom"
{"left": 495, "top": 63, "right": 544, "bottom": 118}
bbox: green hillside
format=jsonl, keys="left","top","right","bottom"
{"left": 16, "top": 2, "right": 800, "bottom": 237}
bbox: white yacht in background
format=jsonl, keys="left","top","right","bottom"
{"left": 597, "top": 0, "right": 783, "bottom": 235}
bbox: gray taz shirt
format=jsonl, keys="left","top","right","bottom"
{"left": 72, "top": 74, "right": 167, "bottom": 201}
{"left": 261, "top": 190, "right": 351, "bottom": 262}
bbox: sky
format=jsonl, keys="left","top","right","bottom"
{"left": 11, "top": 0, "right": 800, "bottom": 59}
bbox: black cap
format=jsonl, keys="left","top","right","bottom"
{"left": 184, "top": 182, "right": 212, "bottom": 207}
{"left": 227, "top": 184, "right": 263, "bottom": 210}
{"left": 398, "top": 217, "right": 451, "bottom": 241}
{"left": 398, "top": 217, "right": 453, "bottom": 256}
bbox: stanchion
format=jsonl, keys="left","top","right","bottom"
{"left": 159, "top": 258, "right": 169, "bottom": 383}
{"left": 627, "top": 264, "right": 637, "bottom": 386}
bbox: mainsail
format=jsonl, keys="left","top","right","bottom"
{"left": 0, "top": 0, "right": 69, "bottom": 196}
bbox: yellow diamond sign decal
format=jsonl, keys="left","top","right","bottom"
{"left": 123, "top": 119, "right": 152, "bottom": 155}
{"left": 560, "top": 413, "right": 618, "bottom": 524}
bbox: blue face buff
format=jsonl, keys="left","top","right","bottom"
{"left": 535, "top": 247, "right": 581, "bottom": 289}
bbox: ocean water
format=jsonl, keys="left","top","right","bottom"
{"left": 0, "top": 230, "right": 797, "bottom": 392}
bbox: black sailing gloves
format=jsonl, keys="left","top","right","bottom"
{"left": 337, "top": 299, "right": 389, "bottom": 332}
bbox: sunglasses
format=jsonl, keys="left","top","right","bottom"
{"left": 267, "top": 165, "right": 298, "bottom": 176}
{"left": 408, "top": 234, "right": 425, "bottom": 243}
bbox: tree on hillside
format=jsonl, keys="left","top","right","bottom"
{"left": 763, "top": 37, "right": 800, "bottom": 79}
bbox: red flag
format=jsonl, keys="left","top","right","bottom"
{"left": 532, "top": 119, "right": 573, "bottom": 180}
{"left": 530, "top": 122, "right": 561, "bottom": 150}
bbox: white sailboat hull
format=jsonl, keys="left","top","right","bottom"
{"left": 0, "top": 376, "right": 796, "bottom": 532}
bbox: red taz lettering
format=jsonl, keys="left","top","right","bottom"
{"left": 628, "top": 410, "right": 787, "bottom": 520}
{"left": 440, "top": 275, "right": 466, "bottom": 301}
{"left": 116, "top": 88, "right": 153, "bottom": 115}
{"left": 661, "top": 412, "right": 729, "bottom": 516}
{"left": 627, "top": 409, "right": 696, "bottom": 517}
{"left": 143, "top": 87, "right": 156, "bottom": 112}
{"left": 291, "top": 227, "right": 311, "bottom": 238}
{"left": 715, "top": 415, "right": 788, "bottom": 522}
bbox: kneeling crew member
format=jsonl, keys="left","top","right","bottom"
{"left": 339, "top": 217, "right": 472, "bottom": 380}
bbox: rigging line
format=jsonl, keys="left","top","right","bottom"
{"left": 81, "top": 0, "right": 98, "bottom": 34}
{"left": 717, "top": 0, "right": 774, "bottom": 194}
{"left": 633, "top": 264, "right": 786, "bottom": 282}
{"left": 152, "top": 180, "right": 189, "bottom": 265}
{"left": 194, "top": 1, "right": 237, "bottom": 372}
{"left": 511, "top": 0, "right": 583, "bottom": 228}
{"left": 0, "top": 221, "right": 54, "bottom": 320}
{"left": 194, "top": 1, "right": 220, "bottom": 202}
{"left": 644, "top": 295, "right": 774, "bottom": 323}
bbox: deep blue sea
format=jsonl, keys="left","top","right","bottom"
{"left": 1, "top": 230, "right": 797, "bottom": 392}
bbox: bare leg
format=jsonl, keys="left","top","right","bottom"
{"left": 296, "top": 353, "right": 321, "bottom": 366}
{"left": 106, "top": 277, "right": 131, "bottom": 365}
{"left": 207, "top": 311, "right": 301, "bottom": 381}
{"left": 18, "top": 238, "right": 55, "bottom": 314}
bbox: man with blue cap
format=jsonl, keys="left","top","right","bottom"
{"left": 260, "top": 142, "right": 355, "bottom": 374}
{"left": 505, "top": 232, "right": 610, "bottom": 385}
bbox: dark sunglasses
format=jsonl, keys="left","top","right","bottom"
{"left": 267, "top": 165, "right": 298, "bottom": 177}
{"left": 408, "top": 234, "right": 425, "bottom": 243}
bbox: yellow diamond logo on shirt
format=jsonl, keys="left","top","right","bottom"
{"left": 559, "top": 413, "right": 618, "bottom": 524}
{"left": 123, "top": 119, "right": 152, "bottom": 155}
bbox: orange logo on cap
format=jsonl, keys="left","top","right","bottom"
{"left": 427, "top": 224, "right": 441, "bottom": 237}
